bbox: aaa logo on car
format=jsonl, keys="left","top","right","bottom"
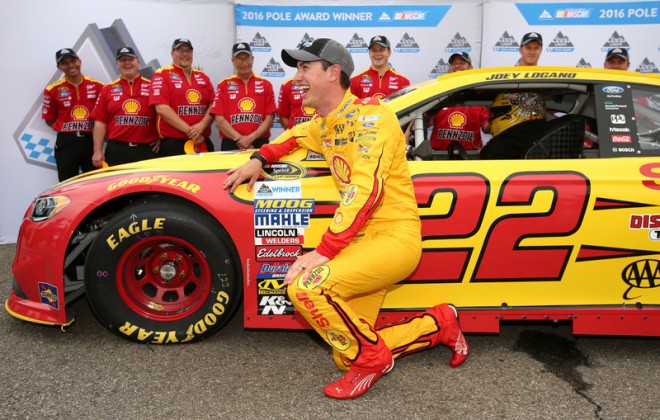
{"left": 263, "top": 161, "right": 306, "bottom": 180}
{"left": 621, "top": 259, "right": 660, "bottom": 300}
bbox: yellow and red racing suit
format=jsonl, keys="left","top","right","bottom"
{"left": 258, "top": 91, "right": 453, "bottom": 370}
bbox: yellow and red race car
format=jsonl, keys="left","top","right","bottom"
{"left": 6, "top": 67, "right": 660, "bottom": 343}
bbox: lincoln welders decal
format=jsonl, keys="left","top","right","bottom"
{"left": 13, "top": 19, "right": 159, "bottom": 169}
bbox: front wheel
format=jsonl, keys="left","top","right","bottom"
{"left": 84, "top": 195, "right": 241, "bottom": 344}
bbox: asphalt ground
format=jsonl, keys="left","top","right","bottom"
{"left": 0, "top": 243, "right": 658, "bottom": 419}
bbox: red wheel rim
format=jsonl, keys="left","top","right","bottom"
{"left": 116, "top": 236, "right": 211, "bottom": 321}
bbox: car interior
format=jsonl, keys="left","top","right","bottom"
{"left": 397, "top": 82, "right": 660, "bottom": 160}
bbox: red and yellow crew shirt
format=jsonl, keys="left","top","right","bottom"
{"left": 149, "top": 65, "right": 215, "bottom": 140}
{"left": 430, "top": 106, "right": 489, "bottom": 150}
{"left": 277, "top": 78, "right": 316, "bottom": 129}
{"left": 42, "top": 75, "right": 104, "bottom": 133}
{"left": 349, "top": 67, "right": 410, "bottom": 99}
{"left": 210, "top": 73, "right": 277, "bottom": 137}
{"left": 91, "top": 76, "right": 157, "bottom": 144}
{"left": 258, "top": 90, "right": 421, "bottom": 259}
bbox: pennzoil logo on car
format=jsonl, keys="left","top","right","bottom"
{"left": 262, "top": 161, "right": 306, "bottom": 180}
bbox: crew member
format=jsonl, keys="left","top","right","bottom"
{"left": 604, "top": 48, "right": 631, "bottom": 71}
{"left": 91, "top": 47, "right": 159, "bottom": 167}
{"left": 42, "top": 48, "right": 104, "bottom": 181}
{"left": 277, "top": 77, "right": 315, "bottom": 129}
{"left": 149, "top": 38, "right": 215, "bottom": 156}
{"left": 429, "top": 52, "right": 489, "bottom": 151}
{"left": 350, "top": 35, "right": 410, "bottom": 99}
{"left": 211, "top": 42, "right": 276, "bottom": 150}
{"left": 517, "top": 32, "right": 543, "bottom": 66}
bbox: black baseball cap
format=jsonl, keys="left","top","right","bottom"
{"left": 606, "top": 48, "right": 629, "bottom": 61}
{"left": 172, "top": 38, "right": 193, "bottom": 50}
{"left": 232, "top": 42, "right": 253, "bottom": 57}
{"left": 282, "top": 38, "right": 355, "bottom": 77}
{"left": 116, "top": 46, "right": 138, "bottom": 59}
{"left": 369, "top": 35, "right": 390, "bottom": 49}
{"left": 55, "top": 48, "right": 78, "bottom": 63}
{"left": 449, "top": 52, "right": 472, "bottom": 65}
{"left": 521, "top": 32, "right": 543, "bottom": 46}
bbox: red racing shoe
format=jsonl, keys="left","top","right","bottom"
{"left": 323, "top": 356, "right": 394, "bottom": 399}
{"left": 428, "top": 303, "right": 470, "bottom": 368}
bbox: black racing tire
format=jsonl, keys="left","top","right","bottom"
{"left": 84, "top": 195, "right": 241, "bottom": 344}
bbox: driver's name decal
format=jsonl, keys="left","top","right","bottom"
{"left": 485, "top": 72, "right": 577, "bottom": 80}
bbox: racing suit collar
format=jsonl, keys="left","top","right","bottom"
{"left": 326, "top": 90, "right": 356, "bottom": 125}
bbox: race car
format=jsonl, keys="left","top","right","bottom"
{"left": 6, "top": 66, "right": 660, "bottom": 343}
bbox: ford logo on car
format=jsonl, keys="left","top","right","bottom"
{"left": 603, "top": 86, "right": 625, "bottom": 94}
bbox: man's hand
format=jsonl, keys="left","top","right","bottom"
{"left": 236, "top": 135, "right": 254, "bottom": 150}
{"left": 91, "top": 150, "right": 105, "bottom": 168}
{"left": 223, "top": 158, "right": 263, "bottom": 193}
{"left": 149, "top": 139, "right": 161, "bottom": 153}
{"left": 284, "top": 250, "right": 330, "bottom": 286}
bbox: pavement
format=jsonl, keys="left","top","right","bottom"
{"left": 0, "top": 243, "right": 658, "bottom": 419}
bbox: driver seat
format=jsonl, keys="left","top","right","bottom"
{"left": 525, "top": 114, "right": 585, "bottom": 159}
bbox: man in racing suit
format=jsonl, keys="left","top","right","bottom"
{"left": 224, "top": 38, "right": 469, "bottom": 399}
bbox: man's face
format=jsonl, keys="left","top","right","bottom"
{"left": 605, "top": 56, "right": 630, "bottom": 71}
{"left": 293, "top": 60, "right": 334, "bottom": 115}
{"left": 368, "top": 44, "right": 391, "bottom": 68}
{"left": 519, "top": 41, "right": 542, "bottom": 66}
{"left": 57, "top": 56, "right": 82, "bottom": 79}
{"left": 450, "top": 57, "right": 472, "bottom": 73}
{"left": 232, "top": 52, "right": 254, "bottom": 76}
{"left": 172, "top": 45, "right": 193, "bottom": 69}
{"left": 116, "top": 56, "right": 140, "bottom": 79}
